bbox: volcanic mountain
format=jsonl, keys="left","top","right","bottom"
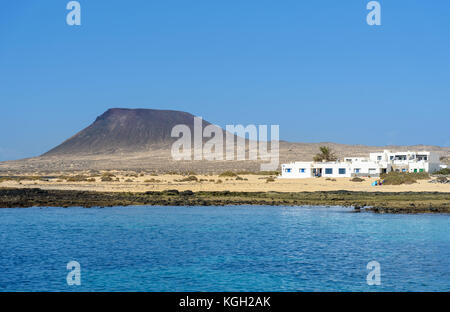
{"left": 43, "top": 108, "right": 214, "bottom": 156}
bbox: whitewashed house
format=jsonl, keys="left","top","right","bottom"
{"left": 280, "top": 150, "right": 441, "bottom": 179}
{"left": 369, "top": 150, "right": 441, "bottom": 173}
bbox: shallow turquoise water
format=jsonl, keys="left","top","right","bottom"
{"left": 0, "top": 206, "right": 449, "bottom": 291}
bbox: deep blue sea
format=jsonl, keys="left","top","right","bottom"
{"left": 0, "top": 206, "right": 449, "bottom": 292}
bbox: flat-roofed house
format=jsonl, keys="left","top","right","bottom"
{"left": 280, "top": 150, "right": 441, "bottom": 179}
{"left": 369, "top": 150, "right": 441, "bottom": 173}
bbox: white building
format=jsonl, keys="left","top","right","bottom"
{"left": 369, "top": 150, "right": 441, "bottom": 173}
{"left": 280, "top": 150, "right": 441, "bottom": 179}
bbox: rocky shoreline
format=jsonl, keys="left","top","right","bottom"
{"left": 1, "top": 188, "right": 449, "bottom": 214}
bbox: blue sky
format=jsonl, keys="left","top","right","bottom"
{"left": 1, "top": 1, "right": 449, "bottom": 160}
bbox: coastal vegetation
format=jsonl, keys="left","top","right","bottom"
{"left": 144, "top": 178, "right": 162, "bottom": 183}
{"left": 1, "top": 188, "right": 449, "bottom": 214}
{"left": 434, "top": 168, "right": 450, "bottom": 175}
{"left": 381, "top": 172, "right": 429, "bottom": 185}
{"left": 219, "top": 171, "right": 237, "bottom": 177}
{"left": 65, "top": 175, "right": 91, "bottom": 182}
{"left": 176, "top": 176, "right": 199, "bottom": 182}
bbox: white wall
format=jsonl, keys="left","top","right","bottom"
{"left": 281, "top": 162, "right": 313, "bottom": 178}
{"left": 314, "top": 162, "right": 352, "bottom": 178}
{"left": 350, "top": 161, "right": 383, "bottom": 176}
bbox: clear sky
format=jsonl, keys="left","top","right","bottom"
{"left": 1, "top": 1, "right": 449, "bottom": 161}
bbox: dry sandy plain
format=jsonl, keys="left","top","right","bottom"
{"left": 1, "top": 172, "right": 449, "bottom": 193}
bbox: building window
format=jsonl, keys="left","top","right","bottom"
{"left": 354, "top": 168, "right": 360, "bottom": 173}
{"left": 390, "top": 156, "right": 394, "bottom": 160}
{"left": 285, "top": 168, "right": 291, "bottom": 173}
{"left": 300, "top": 168, "right": 305, "bottom": 173}
{"left": 402, "top": 169, "right": 406, "bottom": 172}
{"left": 325, "top": 168, "right": 333, "bottom": 174}
{"left": 420, "top": 169, "right": 424, "bottom": 172}
{"left": 377, "top": 156, "right": 382, "bottom": 160}
{"left": 339, "top": 168, "right": 346, "bottom": 175}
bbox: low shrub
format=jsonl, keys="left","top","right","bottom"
{"left": 257, "top": 171, "right": 281, "bottom": 176}
{"left": 219, "top": 171, "right": 237, "bottom": 177}
{"left": 101, "top": 172, "right": 116, "bottom": 178}
{"left": 66, "top": 175, "right": 90, "bottom": 182}
{"left": 177, "top": 176, "right": 198, "bottom": 182}
{"left": 350, "top": 177, "right": 365, "bottom": 182}
{"left": 435, "top": 168, "right": 450, "bottom": 175}
{"left": 412, "top": 171, "right": 430, "bottom": 180}
{"left": 144, "top": 178, "right": 161, "bottom": 183}
{"left": 380, "top": 172, "right": 429, "bottom": 185}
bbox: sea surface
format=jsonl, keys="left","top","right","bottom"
{"left": 0, "top": 206, "right": 449, "bottom": 292}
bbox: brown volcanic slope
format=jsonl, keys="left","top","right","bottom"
{"left": 44, "top": 108, "right": 213, "bottom": 156}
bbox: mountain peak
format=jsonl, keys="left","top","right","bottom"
{"left": 43, "top": 108, "right": 211, "bottom": 156}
